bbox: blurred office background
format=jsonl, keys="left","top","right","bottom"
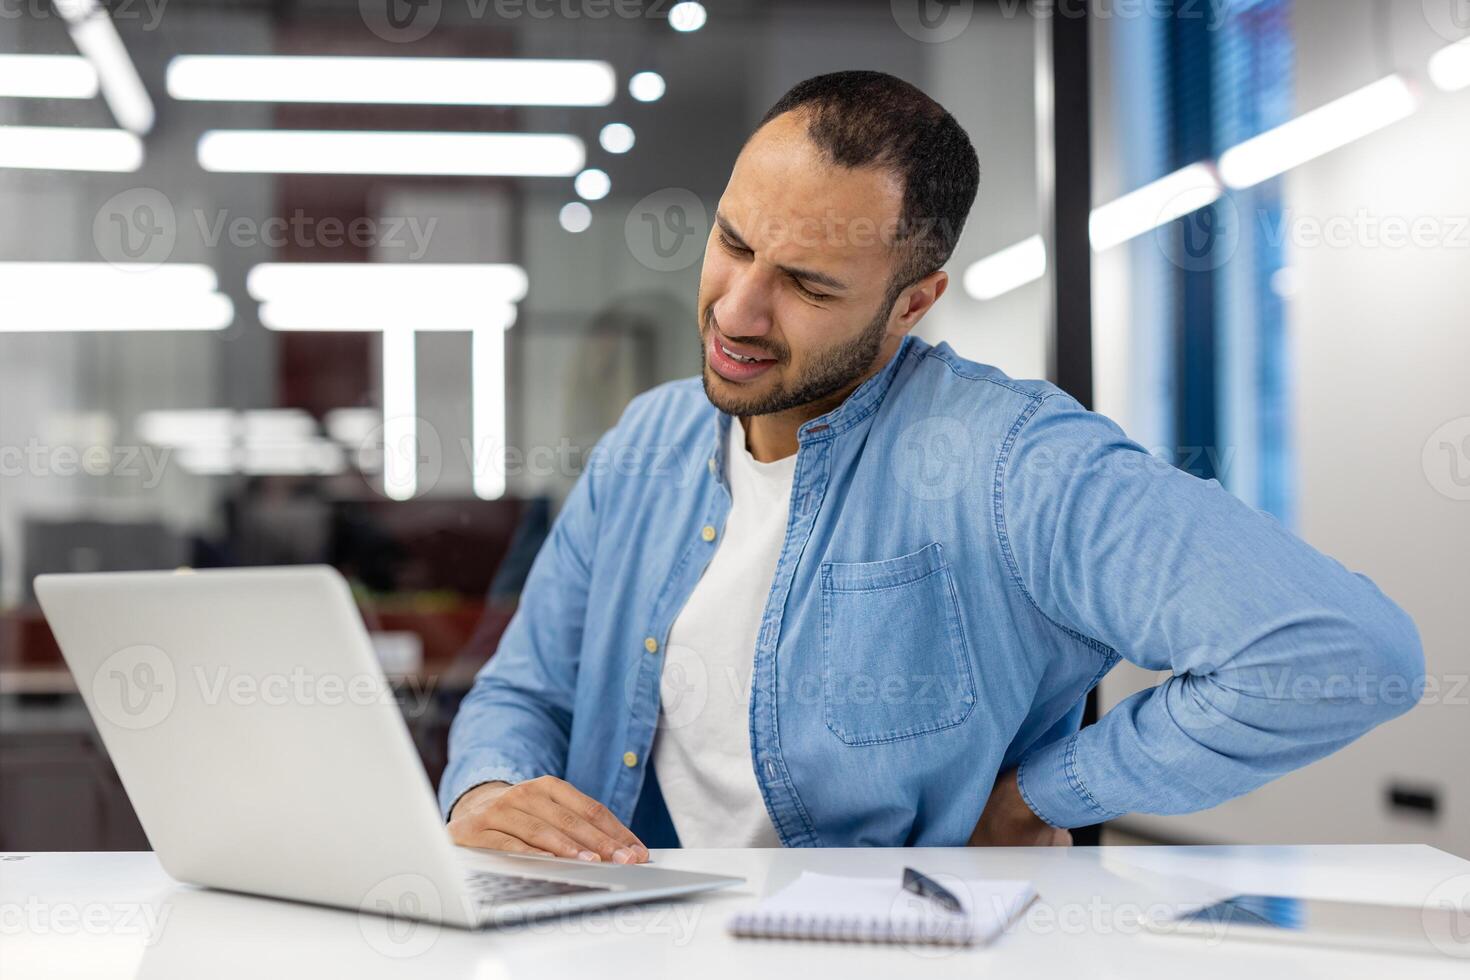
{"left": 0, "top": 0, "right": 1465, "bottom": 855}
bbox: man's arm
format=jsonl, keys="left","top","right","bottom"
{"left": 440, "top": 435, "right": 647, "bottom": 862}
{"left": 999, "top": 394, "right": 1424, "bottom": 830}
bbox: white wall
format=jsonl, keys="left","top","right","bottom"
{"left": 1103, "top": 0, "right": 1470, "bottom": 856}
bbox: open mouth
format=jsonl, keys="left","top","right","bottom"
{"left": 707, "top": 332, "right": 779, "bottom": 382}
{"left": 719, "top": 343, "right": 771, "bottom": 364}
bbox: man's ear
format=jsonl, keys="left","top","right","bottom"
{"left": 891, "top": 270, "right": 949, "bottom": 333}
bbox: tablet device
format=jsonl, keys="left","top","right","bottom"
{"left": 1143, "top": 893, "right": 1469, "bottom": 959}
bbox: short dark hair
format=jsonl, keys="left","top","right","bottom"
{"left": 758, "top": 70, "right": 980, "bottom": 308}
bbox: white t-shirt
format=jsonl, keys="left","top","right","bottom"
{"left": 651, "top": 420, "right": 794, "bottom": 848}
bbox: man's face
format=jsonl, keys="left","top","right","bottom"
{"left": 696, "top": 112, "right": 910, "bottom": 417}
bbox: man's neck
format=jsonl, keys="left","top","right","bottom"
{"left": 741, "top": 337, "right": 902, "bottom": 462}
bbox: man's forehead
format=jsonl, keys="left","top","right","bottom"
{"left": 722, "top": 115, "right": 904, "bottom": 261}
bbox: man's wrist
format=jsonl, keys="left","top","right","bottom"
{"left": 448, "top": 780, "right": 512, "bottom": 821}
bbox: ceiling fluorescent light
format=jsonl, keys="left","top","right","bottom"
{"left": 0, "top": 125, "right": 143, "bottom": 171}
{"left": 381, "top": 328, "right": 417, "bottom": 501}
{"left": 259, "top": 298, "right": 518, "bottom": 333}
{"left": 963, "top": 236, "right": 1047, "bottom": 301}
{"left": 197, "top": 130, "right": 584, "bottom": 177}
{"left": 167, "top": 56, "right": 616, "bottom": 107}
{"left": 472, "top": 328, "right": 507, "bottom": 501}
{"left": 0, "top": 262, "right": 217, "bottom": 295}
{"left": 1089, "top": 163, "right": 1224, "bottom": 251}
{"left": 0, "top": 262, "right": 229, "bottom": 332}
{"left": 247, "top": 263, "right": 528, "bottom": 303}
{"left": 62, "top": 8, "right": 155, "bottom": 133}
{"left": 1428, "top": 38, "right": 1470, "bottom": 93}
{"left": 1217, "top": 75, "right": 1417, "bottom": 190}
{"left": 3, "top": 292, "right": 233, "bottom": 332}
{"left": 0, "top": 54, "right": 99, "bottom": 98}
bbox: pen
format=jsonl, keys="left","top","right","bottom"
{"left": 902, "top": 866, "right": 964, "bottom": 914}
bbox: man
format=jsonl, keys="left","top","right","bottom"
{"left": 441, "top": 71, "right": 1422, "bottom": 862}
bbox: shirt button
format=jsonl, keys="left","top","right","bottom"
{"left": 707, "top": 457, "right": 716, "bottom": 474}
{"left": 622, "top": 751, "right": 639, "bottom": 768}
{"left": 643, "top": 636, "right": 659, "bottom": 654}
{"left": 701, "top": 525, "right": 717, "bottom": 542}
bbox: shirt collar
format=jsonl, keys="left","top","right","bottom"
{"left": 707, "top": 335, "right": 920, "bottom": 484}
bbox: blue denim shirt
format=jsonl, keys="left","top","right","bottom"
{"left": 441, "top": 336, "right": 1423, "bottom": 843}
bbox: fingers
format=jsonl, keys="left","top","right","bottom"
{"left": 459, "top": 828, "right": 554, "bottom": 858}
{"left": 539, "top": 778, "right": 648, "bottom": 860}
{"left": 447, "top": 776, "right": 648, "bottom": 863}
{"left": 494, "top": 804, "right": 606, "bottom": 861}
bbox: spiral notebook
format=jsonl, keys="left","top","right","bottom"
{"left": 727, "top": 871, "right": 1037, "bottom": 947}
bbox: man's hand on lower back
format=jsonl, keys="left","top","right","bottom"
{"left": 968, "top": 769, "right": 1074, "bottom": 847}
{"left": 447, "top": 776, "right": 650, "bottom": 864}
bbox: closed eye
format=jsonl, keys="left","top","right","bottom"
{"left": 718, "top": 230, "right": 832, "bottom": 302}
{"left": 717, "top": 231, "right": 751, "bottom": 257}
{"left": 790, "top": 277, "right": 831, "bottom": 302}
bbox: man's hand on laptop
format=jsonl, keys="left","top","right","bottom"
{"left": 967, "top": 769, "right": 1073, "bottom": 847}
{"left": 448, "top": 776, "right": 650, "bottom": 864}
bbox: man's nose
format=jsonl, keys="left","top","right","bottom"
{"left": 713, "top": 266, "right": 775, "bottom": 338}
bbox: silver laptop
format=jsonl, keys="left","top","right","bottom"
{"left": 34, "top": 566, "right": 741, "bottom": 929}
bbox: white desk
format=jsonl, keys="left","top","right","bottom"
{"left": 3, "top": 845, "right": 1467, "bottom": 978}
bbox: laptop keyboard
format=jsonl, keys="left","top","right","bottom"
{"left": 464, "top": 869, "right": 612, "bottom": 908}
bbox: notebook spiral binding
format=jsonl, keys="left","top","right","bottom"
{"left": 727, "top": 911, "right": 975, "bottom": 946}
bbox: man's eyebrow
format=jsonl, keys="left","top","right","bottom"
{"left": 714, "top": 212, "right": 850, "bottom": 293}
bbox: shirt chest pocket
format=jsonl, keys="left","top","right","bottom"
{"left": 819, "top": 542, "right": 977, "bottom": 745}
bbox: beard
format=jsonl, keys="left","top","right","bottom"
{"left": 699, "top": 301, "right": 891, "bottom": 417}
